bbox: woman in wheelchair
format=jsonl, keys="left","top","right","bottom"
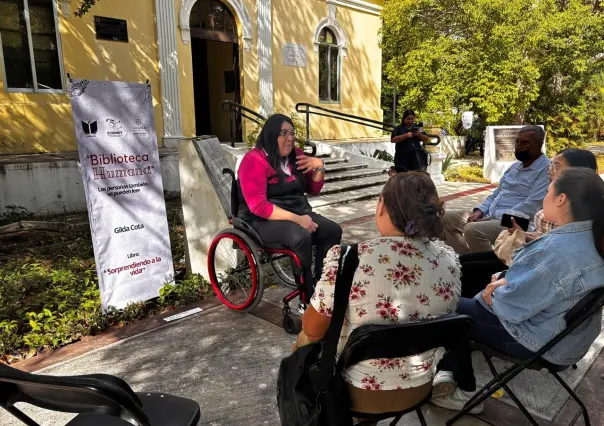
{"left": 238, "top": 114, "right": 342, "bottom": 303}
{"left": 432, "top": 167, "right": 604, "bottom": 414}
{"left": 295, "top": 172, "right": 461, "bottom": 421}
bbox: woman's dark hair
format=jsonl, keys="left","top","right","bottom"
{"left": 553, "top": 167, "right": 604, "bottom": 257}
{"left": 381, "top": 172, "right": 444, "bottom": 239}
{"left": 402, "top": 109, "right": 415, "bottom": 120}
{"left": 558, "top": 148, "right": 598, "bottom": 171}
{"left": 255, "top": 114, "right": 301, "bottom": 183}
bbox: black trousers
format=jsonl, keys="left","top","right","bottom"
{"left": 459, "top": 251, "right": 507, "bottom": 298}
{"left": 437, "top": 298, "right": 536, "bottom": 391}
{"left": 251, "top": 212, "right": 343, "bottom": 300}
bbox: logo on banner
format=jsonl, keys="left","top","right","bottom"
{"left": 131, "top": 118, "right": 148, "bottom": 135}
{"left": 106, "top": 119, "right": 123, "bottom": 137}
{"left": 82, "top": 120, "right": 98, "bottom": 137}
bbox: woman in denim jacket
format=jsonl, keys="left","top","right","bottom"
{"left": 432, "top": 167, "right": 604, "bottom": 414}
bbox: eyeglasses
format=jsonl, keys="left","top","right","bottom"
{"left": 279, "top": 129, "right": 296, "bottom": 138}
{"left": 549, "top": 163, "right": 561, "bottom": 173}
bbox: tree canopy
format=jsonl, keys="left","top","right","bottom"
{"left": 381, "top": 0, "right": 604, "bottom": 149}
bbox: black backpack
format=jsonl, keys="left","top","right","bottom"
{"left": 276, "top": 244, "right": 359, "bottom": 426}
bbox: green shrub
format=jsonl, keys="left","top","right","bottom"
{"left": 441, "top": 155, "right": 454, "bottom": 174}
{"left": 159, "top": 275, "right": 212, "bottom": 307}
{"left": 0, "top": 198, "right": 211, "bottom": 361}
{"left": 0, "top": 259, "right": 104, "bottom": 357}
{"left": 0, "top": 257, "right": 212, "bottom": 360}
{"left": 445, "top": 164, "right": 490, "bottom": 184}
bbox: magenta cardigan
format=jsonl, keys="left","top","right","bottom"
{"left": 238, "top": 147, "right": 324, "bottom": 219}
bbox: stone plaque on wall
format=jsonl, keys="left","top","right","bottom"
{"left": 494, "top": 127, "right": 519, "bottom": 161}
{"left": 95, "top": 16, "right": 128, "bottom": 42}
{"left": 282, "top": 43, "right": 307, "bottom": 68}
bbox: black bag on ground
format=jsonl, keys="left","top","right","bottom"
{"left": 276, "top": 244, "right": 359, "bottom": 426}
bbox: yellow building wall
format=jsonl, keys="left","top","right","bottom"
{"left": 0, "top": 0, "right": 161, "bottom": 154}
{"left": 1, "top": 0, "right": 384, "bottom": 154}
{"left": 271, "top": 0, "right": 383, "bottom": 141}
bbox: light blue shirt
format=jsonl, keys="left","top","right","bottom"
{"left": 476, "top": 154, "right": 550, "bottom": 219}
{"left": 476, "top": 220, "right": 604, "bottom": 364}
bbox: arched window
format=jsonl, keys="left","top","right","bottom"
{"left": 189, "top": 0, "right": 237, "bottom": 42}
{"left": 318, "top": 27, "right": 340, "bottom": 103}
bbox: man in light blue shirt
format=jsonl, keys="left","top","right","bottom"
{"left": 443, "top": 126, "right": 551, "bottom": 254}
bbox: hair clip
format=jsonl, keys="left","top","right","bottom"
{"left": 404, "top": 221, "right": 418, "bottom": 236}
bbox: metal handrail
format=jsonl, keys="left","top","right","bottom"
{"left": 221, "top": 100, "right": 317, "bottom": 156}
{"left": 222, "top": 100, "right": 266, "bottom": 148}
{"left": 295, "top": 102, "right": 441, "bottom": 146}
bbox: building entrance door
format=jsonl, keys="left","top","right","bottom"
{"left": 189, "top": 0, "right": 242, "bottom": 142}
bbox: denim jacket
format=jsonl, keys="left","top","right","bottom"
{"left": 476, "top": 220, "right": 604, "bottom": 364}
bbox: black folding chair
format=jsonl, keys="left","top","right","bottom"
{"left": 337, "top": 313, "right": 475, "bottom": 426}
{"left": 0, "top": 363, "right": 201, "bottom": 425}
{"left": 446, "top": 287, "right": 604, "bottom": 426}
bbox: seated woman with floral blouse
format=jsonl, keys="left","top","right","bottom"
{"left": 295, "top": 172, "right": 461, "bottom": 423}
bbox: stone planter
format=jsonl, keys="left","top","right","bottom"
{"left": 428, "top": 152, "right": 446, "bottom": 185}
{"left": 441, "top": 136, "right": 465, "bottom": 159}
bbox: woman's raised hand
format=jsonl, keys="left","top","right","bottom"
{"left": 296, "top": 214, "right": 319, "bottom": 233}
{"left": 296, "top": 155, "right": 324, "bottom": 174}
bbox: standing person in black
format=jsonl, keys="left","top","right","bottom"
{"left": 391, "top": 110, "right": 431, "bottom": 172}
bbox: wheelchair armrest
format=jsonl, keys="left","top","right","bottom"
{"left": 232, "top": 218, "right": 264, "bottom": 246}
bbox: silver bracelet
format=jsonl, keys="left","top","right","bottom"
{"left": 313, "top": 160, "right": 325, "bottom": 173}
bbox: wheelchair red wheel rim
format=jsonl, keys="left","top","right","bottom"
{"left": 208, "top": 233, "right": 259, "bottom": 311}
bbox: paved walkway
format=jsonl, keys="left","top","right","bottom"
{"left": 4, "top": 182, "right": 602, "bottom": 426}
{"left": 4, "top": 308, "right": 490, "bottom": 426}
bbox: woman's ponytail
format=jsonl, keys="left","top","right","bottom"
{"left": 553, "top": 168, "right": 604, "bottom": 258}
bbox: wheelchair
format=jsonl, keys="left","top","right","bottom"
{"left": 207, "top": 168, "right": 310, "bottom": 334}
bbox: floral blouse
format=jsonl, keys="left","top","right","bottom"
{"left": 310, "top": 237, "right": 461, "bottom": 391}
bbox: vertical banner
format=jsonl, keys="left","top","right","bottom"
{"left": 69, "top": 79, "right": 174, "bottom": 310}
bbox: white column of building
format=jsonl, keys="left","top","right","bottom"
{"left": 257, "top": 0, "right": 273, "bottom": 116}
{"left": 154, "top": 0, "right": 184, "bottom": 147}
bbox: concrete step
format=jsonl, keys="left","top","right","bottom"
{"left": 322, "top": 157, "right": 347, "bottom": 165}
{"left": 325, "top": 168, "right": 387, "bottom": 183}
{"left": 324, "top": 168, "right": 387, "bottom": 183}
{"left": 321, "top": 174, "right": 389, "bottom": 195}
{"left": 324, "top": 163, "right": 368, "bottom": 173}
{"left": 308, "top": 184, "right": 382, "bottom": 208}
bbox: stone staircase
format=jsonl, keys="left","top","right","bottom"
{"left": 307, "top": 154, "right": 389, "bottom": 208}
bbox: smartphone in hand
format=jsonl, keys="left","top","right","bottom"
{"left": 501, "top": 213, "right": 530, "bottom": 231}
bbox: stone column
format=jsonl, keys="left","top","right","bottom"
{"left": 154, "top": 0, "right": 183, "bottom": 147}
{"left": 257, "top": 0, "right": 273, "bottom": 116}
